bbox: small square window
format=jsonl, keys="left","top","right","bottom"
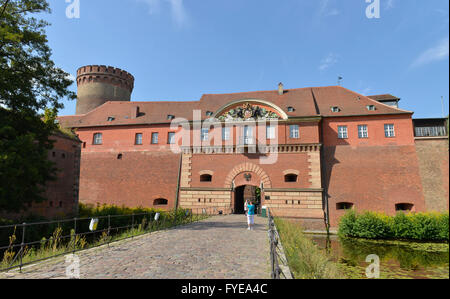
{"left": 93, "top": 133, "right": 102, "bottom": 145}
{"left": 358, "top": 125, "right": 368, "bottom": 138}
{"left": 206, "top": 111, "right": 214, "bottom": 117}
{"left": 167, "top": 115, "right": 175, "bottom": 120}
{"left": 290, "top": 125, "right": 299, "bottom": 139}
{"left": 385, "top": 124, "right": 395, "bottom": 138}
{"left": 367, "top": 105, "right": 376, "bottom": 111}
{"left": 338, "top": 126, "right": 348, "bottom": 139}
{"left": 287, "top": 106, "right": 295, "bottom": 112}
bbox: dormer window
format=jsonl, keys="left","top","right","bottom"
{"left": 206, "top": 111, "right": 214, "bottom": 117}
{"left": 167, "top": 115, "right": 175, "bottom": 120}
{"left": 287, "top": 106, "right": 295, "bottom": 112}
{"left": 331, "top": 106, "right": 341, "bottom": 113}
{"left": 367, "top": 105, "right": 376, "bottom": 111}
{"left": 107, "top": 117, "right": 115, "bottom": 122}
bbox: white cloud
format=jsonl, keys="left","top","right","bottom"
{"left": 137, "top": 0, "right": 160, "bottom": 14}
{"left": 411, "top": 37, "right": 449, "bottom": 68}
{"left": 136, "top": 0, "right": 189, "bottom": 27}
{"left": 168, "top": 0, "right": 189, "bottom": 27}
{"left": 318, "top": 0, "right": 340, "bottom": 17}
{"left": 319, "top": 53, "right": 339, "bottom": 71}
{"left": 385, "top": 0, "right": 395, "bottom": 10}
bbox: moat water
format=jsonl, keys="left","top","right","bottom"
{"left": 310, "top": 234, "right": 449, "bottom": 279}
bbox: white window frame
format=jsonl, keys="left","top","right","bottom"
{"left": 358, "top": 125, "right": 368, "bottom": 139}
{"left": 266, "top": 125, "right": 276, "bottom": 140}
{"left": 151, "top": 132, "right": 159, "bottom": 144}
{"left": 93, "top": 133, "right": 102, "bottom": 145}
{"left": 135, "top": 133, "right": 143, "bottom": 145}
{"left": 201, "top": 128, "right": 209, "bottom": 141}
{"left": 222, "top": 127, "right": 230, "bottom": 141}
{"left": 290, "top": 125, "right": 299, "bottom": 139}
{"left": 338, "top": 126, "right": 348, "bottom": 139}
{"left": 385, "top": 124, "right": 395, "bottom": 138}
{"left": 243, "top": 125, "right": 253, "bottom": 144}
{"left": 168, "top": 132, "right": 175, "bottom": 144}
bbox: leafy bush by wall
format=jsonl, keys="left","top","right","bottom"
{"left": 338, "top": 211, "right": 449, "bottom": 242}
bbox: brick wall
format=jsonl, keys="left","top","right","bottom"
{"left": 2, "top": 134, "right": 81, "bottom": 220}
{"left": 78, "top": 151, "right": 180, "bottom": 210}
{"left": 415, "top": 138, "right": 449, "bottom": 212}
{"left": 322, "top": 114, "right": 426, "bottom": 227}
{"left": 323, "top": 144, "right": 425, "bottom": 227}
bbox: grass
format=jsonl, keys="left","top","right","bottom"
{"left": 274, "top": 218, "right": 342, "bottom": 279}
{"left": 1, "top": 209, "right": 209, "bottom": 271}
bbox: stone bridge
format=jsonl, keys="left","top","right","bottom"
{"left": 1, "top": 215, "right": 270, "bottom": 279}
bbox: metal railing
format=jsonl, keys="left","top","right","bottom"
{"left": 0, "top": 207, "right": 217, "bottom": 273}
{"left": 267, "top": 208, "right": 294, "bottom": 279}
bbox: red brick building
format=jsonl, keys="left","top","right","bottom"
{"left": 1, "top": 132, "right": 81, "bottom": 220}
{"left": 59, "top": 65, "right": 449, "bottom": 229}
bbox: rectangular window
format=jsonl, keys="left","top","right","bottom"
{"left": 385, "top": 124, "right": 395, "bottom": 138}
{"left": 201, "top": 128, "right": 209, "bottom": 141}
{"left": 222, "top": 127, "right": 230, "bottom": 141}
{"left": 168, "top": 132, "right": 175, "bottom": 144}
{"left": 243, "top": 126, "right": 253, "bottom": 144}
{"left": 266, "top": 125, "right": 276, "bottom": 140}
{"left": 135, "top": 133, "right": 143, "bottom": 145}
{"left": 289, "top": 125, "right": 299, "bottom": 139}
{"left": 415, "top": 126, "right": 447, "bottom": 137}
{"left": 151, "top": 132, "right": 159, "bottom": 144}
{"left": 338, "top": 126, "right": 348, "bottom": 139}
{"left": 358, "top": 125, "right": 368, "bottom": 138}
{"left": 93, "top": 133, "right": 102, "bottom": 145}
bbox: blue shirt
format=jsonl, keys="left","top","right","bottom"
{"left": 247, "top": 204, "right": 255, "bottom": 215}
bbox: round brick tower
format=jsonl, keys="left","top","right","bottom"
{"left": 75, "top": 65, "right": 135, "bottom": 115}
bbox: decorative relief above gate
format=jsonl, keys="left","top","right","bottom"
{"left": 218, "top": 103, "right": 280, "bottom": 121}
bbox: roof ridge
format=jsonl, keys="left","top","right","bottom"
{"left": 201, "top": 85, "right": 339, "bottom": 97}
{"left": 334, "top": 86, "right": 413, "bottom": 114}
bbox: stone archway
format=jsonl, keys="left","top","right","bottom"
{"left": 224, "top": 162, "right": 272, "bottom": 189}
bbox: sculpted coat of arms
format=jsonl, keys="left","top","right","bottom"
{"left": 218, "top": 103, "right": 279, "bottom": 121}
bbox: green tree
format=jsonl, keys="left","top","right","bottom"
{"left": 0, "top": 0, "right": 75, "bottom": 213}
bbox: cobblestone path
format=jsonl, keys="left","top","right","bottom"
{"left": 1, "top": 215, "right": 270, "bottom": 279}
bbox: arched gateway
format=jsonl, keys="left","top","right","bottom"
{"left": 225, "top": 163, "right": 272, "bottom": 214}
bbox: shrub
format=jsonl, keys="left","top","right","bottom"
{"left": 337, "top": 210, "right": 357, "bottom": 238}
{"left": 338, "top": 211, "right": 449, "bottom": 242}
{"left": 353, "top": 212, "right": 392, "bottom": 239}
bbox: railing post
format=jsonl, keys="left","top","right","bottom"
{"left": 73, "top": 218, "right": 77, "bottom": 254}
{"left": 19, "top": 223, "right": 26, "bottom": 273}
{"left": 107, "top": 215, "right": 111, "bottom": 247}
{"left": 131, "top": 213, "right": 134, "bottom": 238}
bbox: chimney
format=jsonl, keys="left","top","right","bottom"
{"left": 278, "top": 82, "right": 284, "bottom": 95}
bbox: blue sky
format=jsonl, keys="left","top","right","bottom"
{"left": 44, "top": 0, "right": 449, "bottom": 118}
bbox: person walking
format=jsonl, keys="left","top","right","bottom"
{"left": 247, "top": 200, "right": 256, "bottom": 230}
{"left": 244, "top": 199, "right": 249, "bottom": 216}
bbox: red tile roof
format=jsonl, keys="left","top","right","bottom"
{"left": 368, "top": 94, "right": 401, "bottom": 101}
{"left": 58, "top": 86, "right": 412, "bottom": 128}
